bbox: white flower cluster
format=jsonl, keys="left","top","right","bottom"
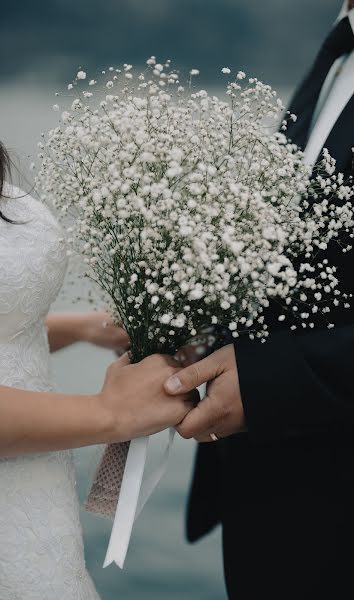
{"left": 36, "top": 59, "right": 354, "bottom": 360}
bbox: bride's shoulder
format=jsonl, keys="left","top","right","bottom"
{"left": 1, "top": 183, "right": 56, "bottom": 225}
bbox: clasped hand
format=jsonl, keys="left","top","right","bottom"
{"left": 101, "top": 341, "right": 244, "bottom": 444}
{"left": 88, "top": 313, "right": 245, "bottom": 443}
{"left": 164, "top": 345, "right": 245, "bottom": 442}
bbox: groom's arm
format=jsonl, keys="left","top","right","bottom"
{"left": 236, "top": 324, "right": 354, "bottom": 442}
{"left": 164, "top": 324, "right": 354, "bottom": 442}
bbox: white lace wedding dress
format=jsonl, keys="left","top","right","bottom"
{"left": 0, "top": 186, "right": 100, "bottom": 599}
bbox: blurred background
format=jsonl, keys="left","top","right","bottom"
{"left": 0, "top": 1, "right": 342, "bottom": 599}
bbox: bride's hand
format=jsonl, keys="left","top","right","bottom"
{"left": 98, "top": 353, "right": 198, "bottom": 442}
{"left": 77, "top": 311, "right": 130, "bottom": 356}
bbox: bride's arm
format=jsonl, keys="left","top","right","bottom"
{"left": 0, "top": 386, "right": 109, "bottom": 456}
{"left": 0, "top": 354, "right": 194, "bottom": 457}
{"left": 45, "top": 311, "right": 129, "bottom": 353}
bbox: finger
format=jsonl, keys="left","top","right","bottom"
{"left": 172, "top": 389, "right": 200, "bottom": 423}
{"left": 114, "top": 338, "right": 131, "bottom": 356}
{"left": 194, "top": 422, "right": 247, "bottom": 442}
{"left": 114, "top": 352, "right": 131, "bottom": 367}
{"left": 175, "top": 333, "right": 211, "bottom": 366}
{"left": 174, "top": 345, "right": 202, "bottom": 367}
{"left": 161, "top": 354, "right": 181, "bottom": 368}
{"left": 164, "top": 354, "right": 218, "bottom": 395}
{"left": 183, "top": 388, "right": 200, "bottom": 409}
{"left": 115, "top": 347, "right": 128, "bottom": 358}
{"left": 194, "top": 433, "right": 221, "bottom": 443}
{"left": 175, "top": 394, "right": 219, "bottom": 439}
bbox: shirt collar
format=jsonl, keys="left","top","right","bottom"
{"left": 338, "top": 1, "right": 354, "bottom": 32}
{"left": 338, "top": 1, "right": 348, "bottom": 19}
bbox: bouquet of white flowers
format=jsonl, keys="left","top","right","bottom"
{"left": 36, "top": 58, "right": 354, "bottom": 567}
{"left": 37, "top": 59, "right": 354, "bottom": 361}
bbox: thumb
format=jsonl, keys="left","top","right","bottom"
{"left": 164, "top": 354, "right": 217, "bottom": 395}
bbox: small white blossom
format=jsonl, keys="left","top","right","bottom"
{"left": 173, "top": 314, "right": 186, "bottom": 328}
{"left": 160, "top": 314, "right": 172, "bottom": 325}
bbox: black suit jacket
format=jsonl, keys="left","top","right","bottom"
{"left": 187, "top": 91, "right": 354, "bottom": 546}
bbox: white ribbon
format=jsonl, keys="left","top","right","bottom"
{"left": 102, "top": 383, "right": 206, "bottom": 569}
{"left": 103, "top": 428, "right": 175, "bottom": 569}
{"left": 135, "top": 427, "right": 176, "bottom": 520}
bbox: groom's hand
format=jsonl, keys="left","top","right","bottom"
{"left": 164, "top": 345, "right": 245, "bottom": 442}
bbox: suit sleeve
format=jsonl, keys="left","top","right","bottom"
{"left": 235, "top": 324, "right": 354, "bottom": 442}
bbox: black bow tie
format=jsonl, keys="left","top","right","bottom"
{"left": 285, "top": 16, "right": 354, "bottom": 149}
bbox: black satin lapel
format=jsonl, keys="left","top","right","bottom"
{"left": 318, "top": 93, "right": 354, "bottom": 173}
{"left": 285, "top": 76, "right": 324, "bottom": 150}
{"left": 285, "top": 103, "right": 315, "bottom": 151}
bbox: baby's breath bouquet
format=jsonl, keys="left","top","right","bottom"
{"left": 37, "top": 58, "right": 354, "bottom": 362}
{"left": 35, "top": 58, "right": 354, "bottom": 569}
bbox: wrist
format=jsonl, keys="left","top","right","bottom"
{"left": 91, "top": 392, "right": 121, "bottom": 444}
{"left": 70, "top": 313, "right": 91, "bottom": 344}
{"left": 45, "top": 312, "right": 90, "bottom": 351}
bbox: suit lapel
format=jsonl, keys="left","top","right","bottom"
{"left": 288, "top": 50, "right": 354, "bottom": 170}
{"left": 319, "top": 92, "right": 354, "bottom": 173}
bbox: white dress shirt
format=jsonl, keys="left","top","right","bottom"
{"left": 303, "top": 2, "right": 354, "bottom": 166}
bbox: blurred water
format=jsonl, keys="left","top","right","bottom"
{"left": 0, "top": 80, "right": 226, "bottom": 599}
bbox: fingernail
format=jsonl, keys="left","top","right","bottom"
{"left": 166, "top": 376, "right": 182, "bottom": 393}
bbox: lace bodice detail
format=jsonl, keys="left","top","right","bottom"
{"left": 0, "top": 186, "right": 100, "bottom": 599}
{"left": 0, "top": 185, "right": 67, "bottom": 391}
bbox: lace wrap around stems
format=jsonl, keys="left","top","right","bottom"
{"left": 85, "top": 442, "right": 130, "bottom": 518}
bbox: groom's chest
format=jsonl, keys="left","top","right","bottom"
{"left": 305, "top": 51, "right": 354, "bottom": 172}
